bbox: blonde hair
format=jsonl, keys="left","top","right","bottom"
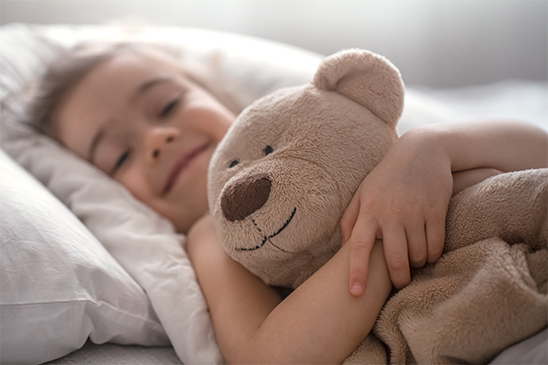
{"left": 29, "top": 39, "right": 251, "bottom": 137}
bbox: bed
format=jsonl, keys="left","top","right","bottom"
{"left": 0, "top": 23, "right": 546, "bottom": 364}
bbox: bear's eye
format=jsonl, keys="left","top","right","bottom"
{"left": 229, "top": 160, "right": 239, "bottom": 168}
{"left": 263, "top": 145, "right": 274, "bottom": 156}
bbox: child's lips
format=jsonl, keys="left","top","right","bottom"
{"left": 163, "top": 143, "right": 208, "bottom": 194}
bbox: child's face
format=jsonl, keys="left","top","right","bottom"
{"left": 55, "top": 50, "right": 235, "bottom": 233}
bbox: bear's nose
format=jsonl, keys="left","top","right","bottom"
{"left": 221, "top": 173, "right": 272, "bottom": 222}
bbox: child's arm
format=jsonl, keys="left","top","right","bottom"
{"left": 186, "top": 214, "right": 391, "bottom": 364}
{"left": 341, "top": 120, "right": 548, "bottom": 294}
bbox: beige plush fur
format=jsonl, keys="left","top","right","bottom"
{"left": 208, "top": 49, "right": 547, "bottom": 363}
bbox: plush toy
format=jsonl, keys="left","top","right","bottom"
{"left": 208, "top": 49, "right": 403, "bottom": 288}
{"left": 207, "top": 49, "right": 547, "bottom": 363}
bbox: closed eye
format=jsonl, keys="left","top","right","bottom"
{"left": 160, "top": 96, "right": 182, "bottom": 119}
{"left": 112, "top": 150, "right": 131, "bottom": 174}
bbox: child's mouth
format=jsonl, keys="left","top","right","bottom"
{"left": 163, "top": 143, "right": 208, "bottom": 194}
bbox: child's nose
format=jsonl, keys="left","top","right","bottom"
{"left": 144, "top": 127, "right": 179, "bottom": 163}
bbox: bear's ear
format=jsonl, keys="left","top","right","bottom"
{"left": 312, "top": 49, "right": 404, "bottom": 128}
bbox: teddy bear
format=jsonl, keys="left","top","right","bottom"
{"left": 207, "top": 49, "right": 547, "bottom": 363}
{"left": 208, "top": 49, "right": 403, "bottom": 288}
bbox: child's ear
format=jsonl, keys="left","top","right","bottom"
{"left": 312, "top": 49, "right": 404, "bottom": 128}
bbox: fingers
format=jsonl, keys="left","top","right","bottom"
{"left": 383, "top": 226, "right": 410, "bottom": 289}
{"left": 405, "top": 223, "right": 428, "bottom": 269}
{"left": 347, "top": 218, "right": 377, "bottom": 296}
{"left": 340, "top": 195, "right": 360, "bottom": 245}
{"left": 342, "top": 191, "right": 448, "bottom": 295}
{"left": 426, "top": 215, "right": 445, "bottom": 264}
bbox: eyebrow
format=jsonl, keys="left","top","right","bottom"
{"left": 131, "top": 76, "right": 173, "bottom": 101}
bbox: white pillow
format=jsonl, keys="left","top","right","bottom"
{"left": 0, "top": 148, "right": 169, "bottom": 364}
{"left": 0, "top": 23, "right": 322, "bottom": 364}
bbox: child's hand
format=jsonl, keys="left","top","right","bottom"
{"left": 340, "top": 130, "right": 453, "bottom": 295}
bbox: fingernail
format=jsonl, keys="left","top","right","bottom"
{"left": 351, "top": 282, "right": 364, "bottom": 296}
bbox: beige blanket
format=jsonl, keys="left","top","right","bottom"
{"left": 345, "top": 169, "right": 548, "bottom": 364}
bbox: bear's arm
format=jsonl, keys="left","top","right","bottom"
{"left": 187, "top": 215, "right": 391, "bottom": 364}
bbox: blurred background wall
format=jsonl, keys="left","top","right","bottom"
{"left": 1, "top": 0, "right": 546, "bottom": 88}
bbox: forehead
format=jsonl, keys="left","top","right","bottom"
{"left": 60, "top": 49, "right": 185, "bottom": 114}
{"left": 85, "top": 49, "right": 182, "bottom": 88}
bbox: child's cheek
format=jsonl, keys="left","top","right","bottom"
{"left": 117, "top": 165, "right": 157, "bottom": 204}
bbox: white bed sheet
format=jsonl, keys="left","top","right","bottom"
{"left": 46, "top": 328, "right": 548, "bottom": 365}
{"left": 45, "top": 341, "right": 182, "bottom": 365}
{"left": 401, "top": 80, "right": 548, "bottom": 134}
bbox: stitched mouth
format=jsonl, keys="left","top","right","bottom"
{"left": 236, "top": 207, "right": 297, "bottom": 252}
